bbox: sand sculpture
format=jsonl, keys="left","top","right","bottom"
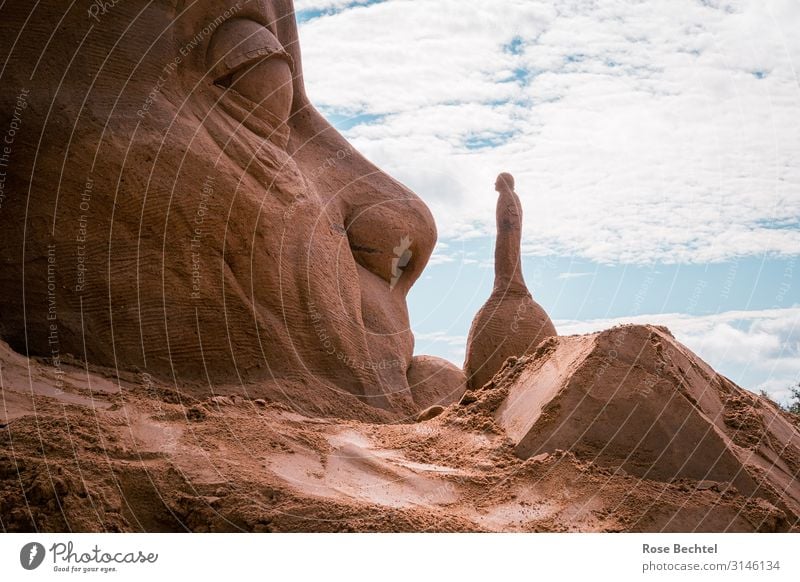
{"left": 463, "top": 173, "right": 556, "bottom": 390}
{"left": 1, "top": 1, "right": 799, "bottom": 533}
{"left": 492, "top": 325, "right": 800, "bottom": 518}
{"left": 0, "top": 0, "right": 464, "bottom": 418}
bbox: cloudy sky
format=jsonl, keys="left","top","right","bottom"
{"left": 295, "top": 0, "right": 799, "bottom": 403}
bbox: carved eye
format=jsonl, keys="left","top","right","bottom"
{"left": 206, "top": 18, "right": 295, "bottom": 129}
{"left": 206, "top": 19, "right": 294, "bottom": 88}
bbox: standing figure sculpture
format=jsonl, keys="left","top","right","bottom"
{"left": 463, "top": 173, "right": 557, "bottom": 390}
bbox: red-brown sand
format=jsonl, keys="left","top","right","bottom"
{"left": 2, "top": 327, "right": 798, "bottom": 533}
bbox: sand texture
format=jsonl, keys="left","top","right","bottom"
{"left": 1, "top": 1, "right": 797, "bottom": 533}
{"left": 2, "top": 328, "right": 798, "bottom": 532}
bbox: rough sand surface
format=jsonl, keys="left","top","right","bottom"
{"left": 2, "top": 331, "right": 798, "bottom": 532}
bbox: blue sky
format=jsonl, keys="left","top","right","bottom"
{"left": 295, "top": 0, "right": 800, "bottom": 403}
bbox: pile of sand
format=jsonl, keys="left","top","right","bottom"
{"left": 2, "top": 327, "right": 798, "bottom": 532}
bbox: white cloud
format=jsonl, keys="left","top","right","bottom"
{"left": 426, "top": 240, "right": 490, "bottom": 266}
{"left": 556, "top": 272, "right": 592, "bottom": 280}
{"left": 414, "top": 330, "right": 468, "bottom": 363}
{"left": 295, "top": 0, "right": 377, "bottom": 13}
{"left": 299, "top": 0, "right": 800, "bottom": 264}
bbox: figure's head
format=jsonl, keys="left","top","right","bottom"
{"left": 0, "top": 0, "right": 438, "bottom": 418}
{"left": 495, "top": 172, "right": 515, "bottom": 193}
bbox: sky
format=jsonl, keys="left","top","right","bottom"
{"left": 295, "top": 0, "right": 800, "bottom": 403}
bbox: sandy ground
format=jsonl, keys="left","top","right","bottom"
{"left": 1, "top": 338, "right": 798, "bottom": 533}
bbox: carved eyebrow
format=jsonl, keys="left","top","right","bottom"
{"left": 206, "top": 18, "right": 294, "bottom": 87}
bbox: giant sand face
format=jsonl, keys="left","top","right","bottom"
{"left": 1, "top": 1, "right": 799, "bottom": 534}
{"left": 0, "top": 0, "right": 468, "bottom": 418}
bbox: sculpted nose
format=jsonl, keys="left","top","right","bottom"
{"left": 344, "top": 191, "right": 436, "bottom": 293}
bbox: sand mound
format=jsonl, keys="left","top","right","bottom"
{"left": 407, "top": 355, "right": 467, "bottom": 409}
{"left": 2, "top": 330, "right": 798, "bottom": 532}
{"left": 456, "top": 324, "right": 800, "bottom": 523}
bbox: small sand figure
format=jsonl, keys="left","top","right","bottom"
{"left": 463, "top": 173, "right": 556, "bottom": 390}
